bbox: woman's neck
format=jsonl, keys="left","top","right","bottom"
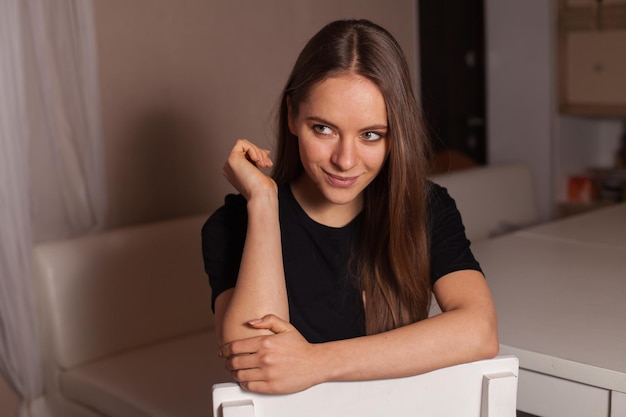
{"left": 290, "top": 175, "right": 363, "bottom": 228}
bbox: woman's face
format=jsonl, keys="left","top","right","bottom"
{"left": 288, "top": 73, "right": 389, "bottom": 223}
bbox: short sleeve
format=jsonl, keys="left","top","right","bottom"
{"left": 201, "top": 193, "right": 248, "bottom": 311}
{"left": 428, "top": 181, "right": 482, "bottom": 284}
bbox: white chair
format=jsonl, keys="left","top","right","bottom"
{"left": 212, "top": 355, "right": 518, "bottom": 417}
{"left": 430, "top": 163, "right": 539, "bottom": 242}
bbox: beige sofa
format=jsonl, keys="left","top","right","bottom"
{"left": 34, "top": 214, "right": 231, "bottom": 417}
{"left": 431, "top": 162, "right": 539, "bottom": 242}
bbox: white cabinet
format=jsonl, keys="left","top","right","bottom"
{"left": 517, "top": 369, "right": 610, "bottom": 417}
{"left": 566, "top": 31, "right": 626, "bottom": 105}
{"left": 613, "top": 391, "right": 626, "bottom": 417}
{"left": 558, "top": 0, "right": 626, "bottom": 116}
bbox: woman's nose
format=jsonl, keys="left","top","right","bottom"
{"left": 331, "top": 138, "right": 357, "bottom": 171}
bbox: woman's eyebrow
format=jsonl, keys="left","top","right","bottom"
{"left": 305, "top": 116, "right": 338, "bottom": 128}
{"left": 305, "top": 116, "right": 388, "bottom": 131}
{"left": 361, "top": 124, "right": 388, "bottom": 132}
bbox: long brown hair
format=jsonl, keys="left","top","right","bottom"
{"left": 272, "top": 19, "right": 432, "bottom": 335}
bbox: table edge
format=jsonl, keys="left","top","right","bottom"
{"left": 500, "top": 344, "right": 626, "bottom": 393}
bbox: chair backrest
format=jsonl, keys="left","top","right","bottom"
{"left": 430, "top": 163, "right": 539, "bottom": 242}
{"left": 212, "top": 356, "right": 518, "bottom": 417}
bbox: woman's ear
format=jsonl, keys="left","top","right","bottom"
{"left": 286, "top": 97, "right": 297, "bottom": 136}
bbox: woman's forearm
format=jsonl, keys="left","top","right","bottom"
{"left": 315, "top": 271, "right": 498, "bottom": 383}
{"left": 220, "top": 192, "right": 288, "bottom": 345}
{"left": 316, "top": 303, "right": 498, "bottom": 383}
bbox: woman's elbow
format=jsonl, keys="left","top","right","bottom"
{"left": 477, "top": 315, "right": 500, "bottom": 359}
{"left": 481, "top": 331, "right": 500, "bottom": 359}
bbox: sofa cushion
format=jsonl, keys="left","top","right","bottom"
{"left": 62, "top": 331, "right": 231, "bottom": 417}
{"left": 34, "top": 214, "right": 213, "bottom": 370}
{"left": 430, "top": 163, "right": 539, "bottom": 241}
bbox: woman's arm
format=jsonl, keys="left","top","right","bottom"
{"left": 219, "top": 269, "right": 498, "bottom": 394}
{"left": 320, "top": 270, "right": 498, "bottom": 381}
{"left": 215, "top": 139, "right": 289, "bottom": 346}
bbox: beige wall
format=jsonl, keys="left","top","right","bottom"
{"left": 94, "top": 0, "right": 418, "bottom": 229}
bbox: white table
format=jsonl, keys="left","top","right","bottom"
{"left": 518, "top": 203, "right": 626, "bottom": 249}
{"left": 471, "top": 203, "right": 626, "bottom": 417}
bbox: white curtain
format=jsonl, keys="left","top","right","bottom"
{"left": 25, "top": 0, "right": 107, "bottom": 241}
{"left": 0, "top": 1, "right": 43, "bottom": 415}
{"left": 0, "top": 0, "right": 105, "bottom": 415}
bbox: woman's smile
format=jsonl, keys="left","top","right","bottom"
{"left": 323, "top": 170, "right": 360, "bottom": 188}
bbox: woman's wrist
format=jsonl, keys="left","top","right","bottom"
{"left": 310, "top": 341, "right": 344, "bottom": 385}
{"left": 246, "top": 188, "right": 279, "bottom": 210}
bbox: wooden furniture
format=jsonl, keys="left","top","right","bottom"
{"left": 472, "top": 203, "right": 626, "bottom": 417}
{"left": 212, "top": 356, "right": 519, "bottom": 417}
{"left": 558, "top": 0, "right": 626, "bottom": 117}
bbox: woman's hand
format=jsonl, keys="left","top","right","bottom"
{"left": 218, "top": 314, "right": 323, "bottom": 394}
{"left": 222, "top": 139, "right": 276, "bottom": 200}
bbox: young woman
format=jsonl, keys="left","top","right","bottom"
{"left": 202, "top": 19, "right": 498, "bottom": 395}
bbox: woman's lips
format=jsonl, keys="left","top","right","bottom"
{"left": 325, "top": 171, "right": 359, "bottom": 188}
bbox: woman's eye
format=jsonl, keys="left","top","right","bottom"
{"left": 313, "top": 125, "right": 333, "bottom": 135}
{"left": 362, "top": 131, "right": 383, "bottom": 141}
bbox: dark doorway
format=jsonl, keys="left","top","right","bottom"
{"left": 419, "top": 0, "right": 487, "bottom": 173}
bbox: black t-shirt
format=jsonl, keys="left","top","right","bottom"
{"left": 201, "top": 181, "right": 481, "bottom": 343}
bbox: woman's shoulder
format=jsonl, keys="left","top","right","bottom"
{"left": 202, "top": 193, "right": 248, "bottom": 237}
{"left": 213, "top": 193, "right": 247, "bottom": 218}
{"left": 426, "top": 180, "right": 481, "bottom": 279}
{"left": 426, "top": 180, "right": 456, "bottom": 212}
{"left": 425, "top": 179, "right": 465, "bottom": 233}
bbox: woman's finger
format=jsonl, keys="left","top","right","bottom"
{"left": 247, "top": 314, "right": 292, "bottom": 334}
{"left": 226, "top": 352, "right": 261, "bottom": 372}
{"left": 232, "top": 139, "right": 272, "bottom": 167}
{"left": 219, "top": 335, "right": 263, "bottom": 358}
